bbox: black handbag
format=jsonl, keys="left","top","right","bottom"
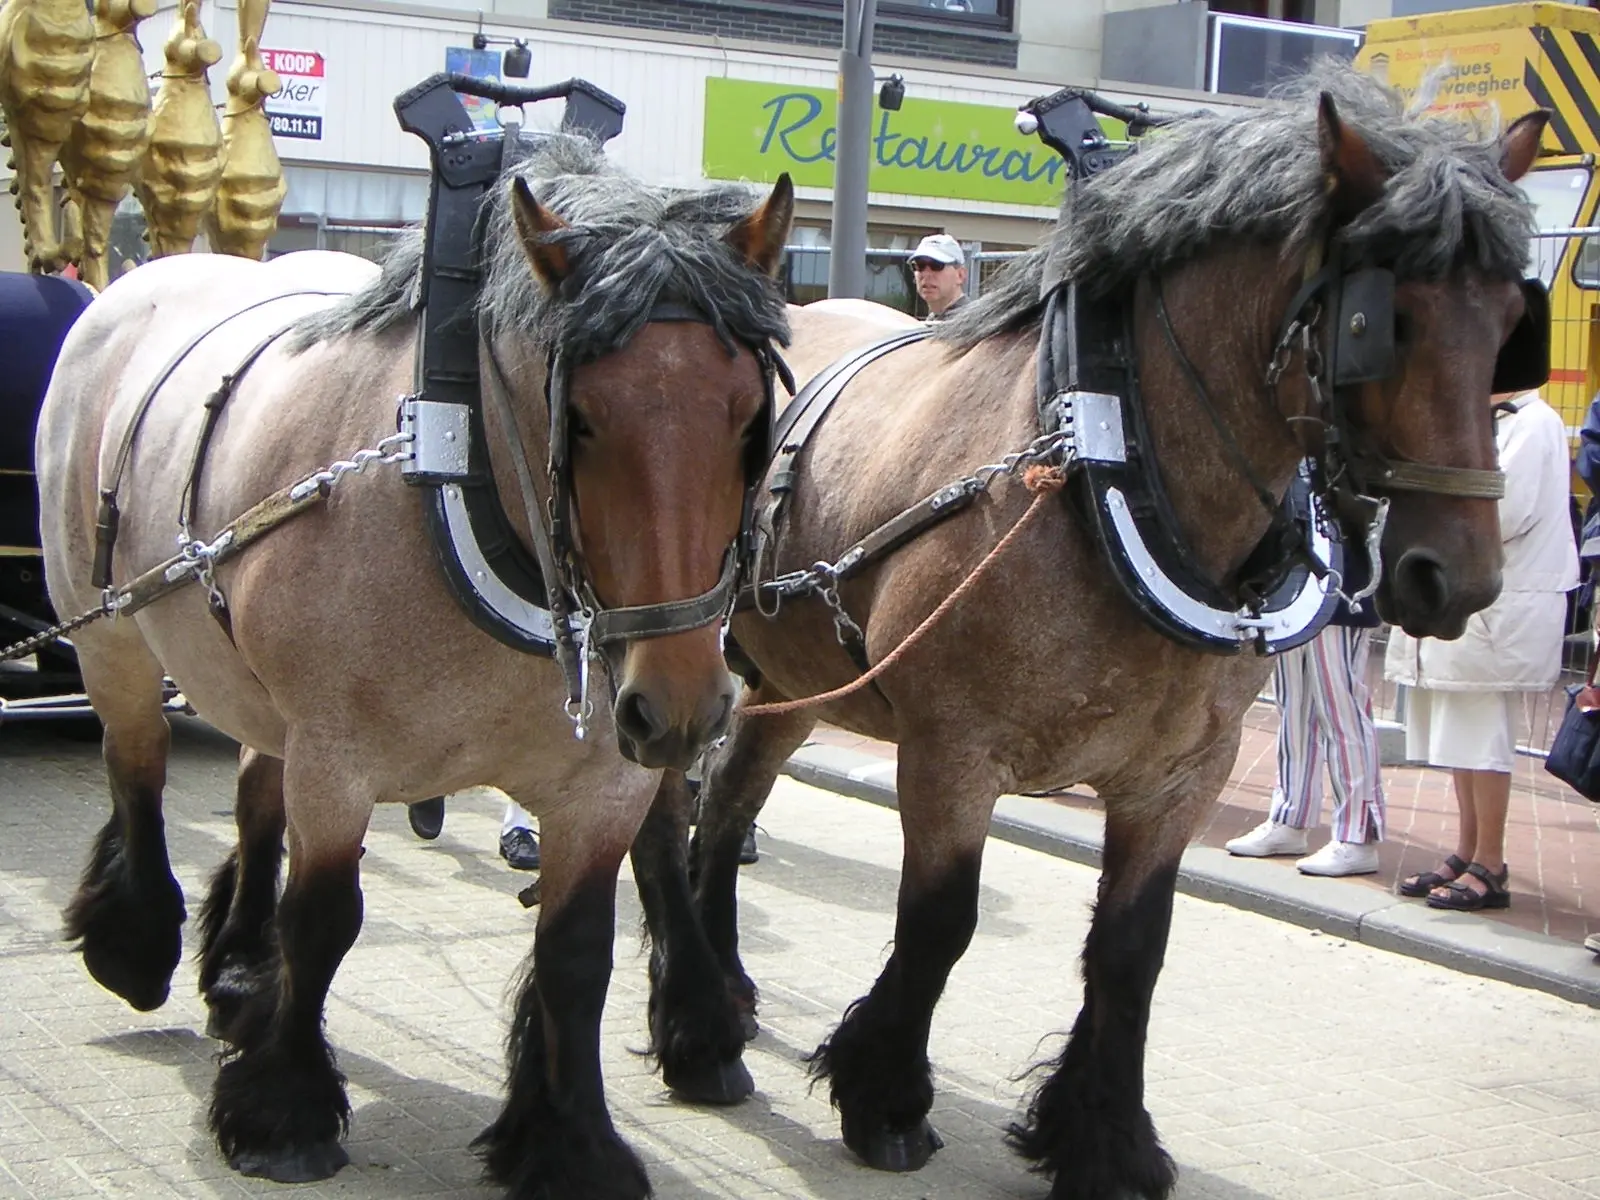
{"left": 1544, "top": 650, "right": 1600, "bottom": 802}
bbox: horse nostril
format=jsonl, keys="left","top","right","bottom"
{"left": 615, "top": 687, "right": 668, "bottom": 747}
{"left": 1395, "top": 549, "right": 1450, "bottom": 615}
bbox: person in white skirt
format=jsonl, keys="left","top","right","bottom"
{"left": 1225, "top": 550, "right": 1386, "bottom": 876}
{"left": 1384, "top": 388, "right": 1578, "bottom": 912}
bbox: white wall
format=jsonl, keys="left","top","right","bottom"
{"left": 1018, "top": 0, "right": 1181, "bottom": 82}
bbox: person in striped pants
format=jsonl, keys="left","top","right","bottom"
{"left": 1225, "top": 569, "right": 1386, "bottom": 876}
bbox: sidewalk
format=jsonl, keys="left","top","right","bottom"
{"left": 792, "top": 702, "right": 1600, "bottom": 1006}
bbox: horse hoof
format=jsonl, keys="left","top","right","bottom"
{"left": 846, "top": 1119, "right": 944, "bottom": 1173}
{"left": 666, "top": 1056, "right": 754, "bottom": 1106}
{"left": 230, "top": 1139, "right": 349, "bottom": 1183}
{"left": 83, "top": 946, "right": 172, "bottom": 1013}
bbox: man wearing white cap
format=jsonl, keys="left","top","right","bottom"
{"left": 908, "top": 233, "right": 969, "bottom": 320}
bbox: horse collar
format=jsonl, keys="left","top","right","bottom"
{"left": 1038, "top": 280, "right": 1342, "bottom": 655}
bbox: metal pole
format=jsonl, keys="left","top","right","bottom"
{"left": 828, "top": 0, "right": 877, "bottom": 299}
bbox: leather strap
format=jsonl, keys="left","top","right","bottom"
{"left": 1373, "top": 460, "right": 1505, "bottom": 500}
{"left": 587, "top": 547, "right": 740, "bottom": 645}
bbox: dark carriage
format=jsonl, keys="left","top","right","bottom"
{"left": 0, "top": 269, "right": 97, "bottom": 718}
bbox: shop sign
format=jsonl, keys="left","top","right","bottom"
{"left": 262, "top": 48, "right": 326, "bottom": 141}
{"left": 445, "top": 46, "right": 507, "bottom": 133}
{"left": 1359, "top": 28, "right": 1536, "bottom": 125}
{"left": 702, "top": 76, "right": 1122, "bottom": 207}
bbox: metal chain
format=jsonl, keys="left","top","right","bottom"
{"left": 761, "top": 429, "right": 1070, "bottom": 623}
{"left": 288, "top": 432, "right": 415, "bottom": 502}
{"left": 0, "top": 431, "right": 418, "bottom": 670}
{"left": 0, "top": 606, "right": 111, "bottom": 666}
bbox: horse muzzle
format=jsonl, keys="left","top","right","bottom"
{"left": 613, "top": 673, "right": 735, "bottom": 771}
{"left": 1377, "top": 547, "right": 1502, "bottom": 640}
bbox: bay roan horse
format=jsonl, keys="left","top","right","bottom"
{"left": 632, "top": 69, "right": 1546, "bottom": 1198}
{"left": 36, "top": 136, "right": 793, "bottom": 1195}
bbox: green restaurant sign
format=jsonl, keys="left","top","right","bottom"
{"left": 702, "top": 76, "right": 1123, "bottom": 207}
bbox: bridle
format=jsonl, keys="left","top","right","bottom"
{"left": 481, "top": 312, "right": 789, "bottom": 733}
{"left": 1154, "top": 235, "right": 1549, "bottom": 603}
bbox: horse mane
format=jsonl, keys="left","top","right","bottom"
{"left": 292, "top": 134, "right": 790, "bottom": 361}
{"left": 938, "top": 60, "right": 1538, "bottom": 351}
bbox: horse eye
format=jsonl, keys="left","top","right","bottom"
{"left": 1393, "top": 312, "right": 1413, "bottom": 346}
{"left": 569, "top": 408, "right": 595, "bottom": 440}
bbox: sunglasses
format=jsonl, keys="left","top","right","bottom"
{"left": 910, "top": 260, "right": 948, "bottom": 272}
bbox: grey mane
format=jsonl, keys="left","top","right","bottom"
{"left": 939, "top": 60, "right": 1538, "bottom": 350}
{"left": 292, "top": 135, "right": 790, "bottom": 362}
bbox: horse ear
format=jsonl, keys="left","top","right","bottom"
{"left": 1499, "top": 109, "right": 1549, "bottom": 183}
{"left": 1317, "top": 92, "right": 1386, "bottom": 222}
{"left": 510, "top": 176, "right": 571, "bottom": 291}
{"left": 726, "top": 173, "right": 794, "bottom": 277}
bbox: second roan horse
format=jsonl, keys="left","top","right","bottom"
{"left": 633, "top": 65, "right": 1546, "bottom": 1199}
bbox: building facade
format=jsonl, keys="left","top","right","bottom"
{"left": 0, "top": 0, "right": 1403, "bottom": 301}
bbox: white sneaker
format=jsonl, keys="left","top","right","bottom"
{"left": 1224, "top": 820, "right": 1309, "bottom": 858}
{"left": 1296, "top": 840, "right": 1379, "bottom": 877}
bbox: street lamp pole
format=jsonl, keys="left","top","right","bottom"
{"left": 828, "top": 0, "right": 878, "bottom": 298}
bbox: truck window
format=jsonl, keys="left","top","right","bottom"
{"left": 1517, "top": 166, "right": 1590, "bottom": 286}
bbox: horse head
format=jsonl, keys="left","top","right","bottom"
{"left": 1311, "top": 94, "right": 1548, "bottom": 638}
{"left": 499, "top": 160, "right": 794, "bottom": 768}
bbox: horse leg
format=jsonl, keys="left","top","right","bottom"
{"left": 62, "top": 637, "right": 187, "bottom": 1012}
{"left": 1008, "top": 781, "right": 1216, "bottom": 1200}
{"left": 809, "top": 748, "right": 996, "bottom": 1173}
{"left": 688, "top": 701, "right": 817, "bottom": 1037}
{"left": 197, "top": 747, "right": 286, "bottom": 1044}
{"left": 208, "top": 757, "right": 366, "bottom": 1183}
{"left": 476, "top": 800, "right": 650, "bottom": 1200}
{"left": 631, "top": 769, "right": 751, "bottom": 1105}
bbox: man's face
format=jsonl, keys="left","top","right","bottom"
{"left": 911, "top": 258, "right": 967, "bottom": 314}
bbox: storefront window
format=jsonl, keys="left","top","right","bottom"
{"left": 779, "top": 223, "right": 926, "bottom": 313}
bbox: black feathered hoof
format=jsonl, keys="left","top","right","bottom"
{"left": 666, "top": 1054, "right": 753, "bottom": 1106}
{"left": 229, "top": 1139, "right": 349, "bottom": 1183}
{"left": 202, "top": 963, "right": 269, "bottom": 1045}
{"left": 82, "top": 941, "right": 173, "bottom": 1012}
{"left": 844, "top": 1116, "right": 944, "bottom": 1173}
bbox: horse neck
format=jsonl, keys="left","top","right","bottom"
{"left": 1130, "top": 243, "right": 1308, "bottom": 582}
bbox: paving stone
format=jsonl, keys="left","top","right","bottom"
{"left": 6, "top": 723, "right": 1600, "bottom": 1198}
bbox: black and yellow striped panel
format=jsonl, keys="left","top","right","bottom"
{"left": 1530, "top": 26, "right": 1600, "bottom": 154}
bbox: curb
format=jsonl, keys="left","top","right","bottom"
{"left": 782, "top": 743, "right": 1600, "bottom": 1010}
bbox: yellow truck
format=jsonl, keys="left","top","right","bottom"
{"left": 1357, "top": 2, "right": 1600, "bottom": 440}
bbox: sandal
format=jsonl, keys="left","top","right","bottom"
{"left": 1425, "top": 862, "right": 1510, "bottom": 911}
{"left": 1398, "top": 854, "right": 1468, "bottom": 898}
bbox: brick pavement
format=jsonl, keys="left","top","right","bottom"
{"left": 5, "top": 721, "right": 1600, "bottom": 1198}
{"left": 811, "top": 700, "right": 1600, "bottom": 950}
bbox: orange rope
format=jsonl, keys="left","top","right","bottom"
{"left": 742, "top": 464, "right": 1067, "bottom": 717}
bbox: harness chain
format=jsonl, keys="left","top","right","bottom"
{"left": 0, "top": 433, "right": 414, "bottom": 668}
{"left": 743, "top": 430, "right": 1069, "bottom": 715}
{"left": 743, "top": 464, "right": 1067, "bottom": 716}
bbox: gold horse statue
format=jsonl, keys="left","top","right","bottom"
{"left": 137, "top": 0, "right": 223, "bottom": 258}
{"left": 60, "top": 0, "right": 156, "bottom": 291}
{"left": 0, "top": 0, "right": 95, "bottom": 272}
{"left": 210, "top": 0, "right": 285, "bottom": 260}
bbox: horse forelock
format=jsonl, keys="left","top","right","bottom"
{"left": 290, "top": 134, "right": 791, "bottom": 364}
{"left": 938, "top": 59, "right": 1537, "bottom": 352}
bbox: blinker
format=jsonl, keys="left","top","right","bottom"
{"left": 1332, "top": 268, "right": 1396, "bottom": 387}
{"left": 1491, "top": 277, "right": 1550, "bottom": 394}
